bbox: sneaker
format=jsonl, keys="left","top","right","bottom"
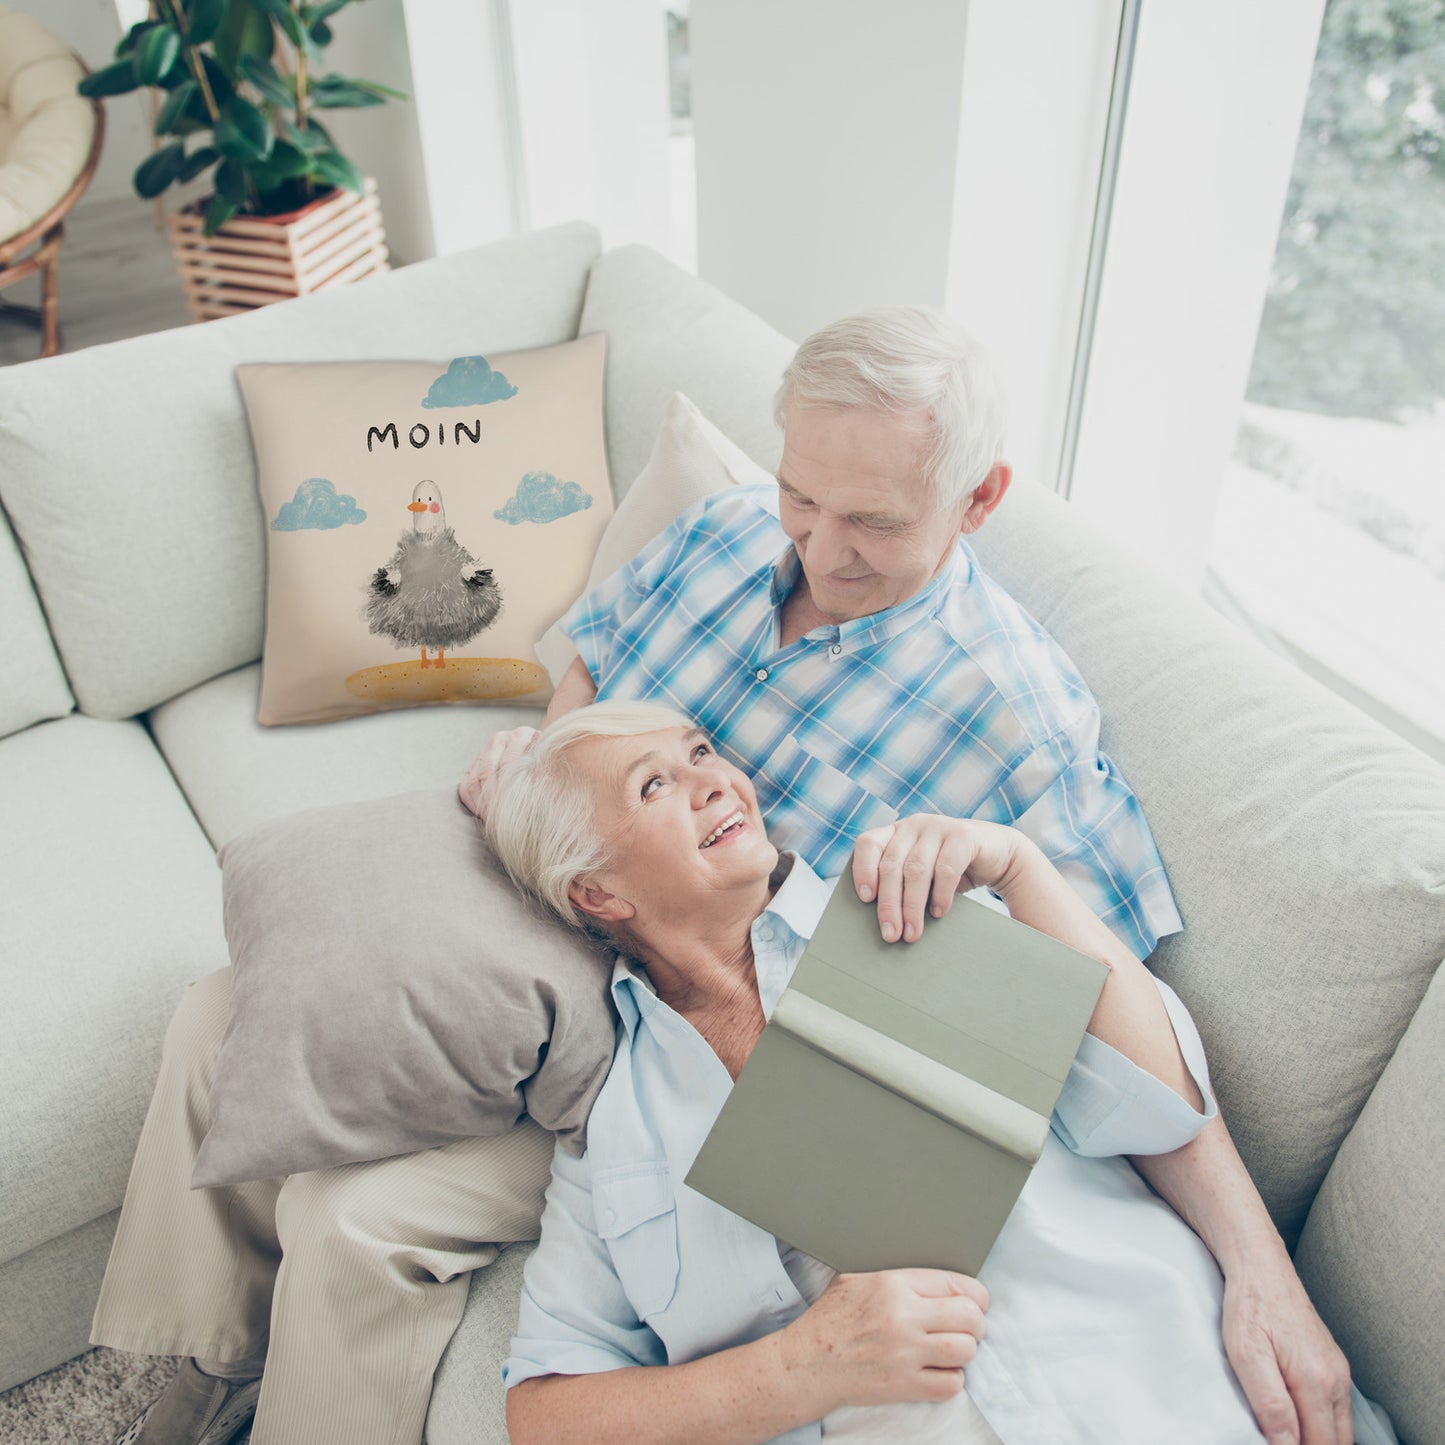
{"left": 113, "top": 1358, "right": 262, "bottom": 1445}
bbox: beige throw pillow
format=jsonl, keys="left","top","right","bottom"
{"left": 535, "top": 391, "right": 774, "bottom": 683}
{"left": 239, "top": 334, "right": 612, "bottom": 725}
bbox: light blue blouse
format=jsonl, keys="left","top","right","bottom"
{"left": 504, "top": 858, "right": 1271, "bottom": 1443}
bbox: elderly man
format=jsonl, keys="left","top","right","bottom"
{"left": 95, "top": 310, "right": 1350, "bottom": 1445}
{"left": 463, "top": 309, "right": 1353, "bottom": 1445}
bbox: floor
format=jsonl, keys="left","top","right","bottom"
{"left": 0, "top": 194, "right": 192, "bottom": 367}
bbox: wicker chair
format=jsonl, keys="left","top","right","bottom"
{"left": 0, "top": 7, "right": 104, "bottom": 359}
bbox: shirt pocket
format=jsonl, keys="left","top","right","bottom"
{"left": 757, "top": 732, "right": 898, "bottom": 867}
{"left": 593, "top": 1163, "right": 681, "bottom": 1321}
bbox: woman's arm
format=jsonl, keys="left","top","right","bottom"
{"left": 851, "top": 815, "right": 1202, "bottom": 1108}
{"left": 509, "top": 1268, "right": 987, "bottom": 1445}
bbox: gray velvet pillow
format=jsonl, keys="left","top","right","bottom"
{"left": 192, "top": 789, "right": 617, "bottom": 1188}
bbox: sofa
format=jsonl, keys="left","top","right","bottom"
{"left": 0, "top": 221, "right": 1441, "bottom": 1444}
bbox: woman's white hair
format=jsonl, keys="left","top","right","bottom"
{"left": 774, "top": 307, "right": 1007, "bottom": 511}
{"left": 487, "top": 699, "right": 696, "bottom": 932}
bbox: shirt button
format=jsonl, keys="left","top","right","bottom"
{"left": 830, "top": 644, "right": 842, "bottom": 655}
{"left": 756, "top": 924, "right": 773, "bottom": 943}
{"left": 755, "top": 668, "right": 769, "bottom": 681}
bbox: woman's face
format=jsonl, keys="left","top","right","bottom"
{"left": 566, "top": 726, "right": 778, "bottom": 926}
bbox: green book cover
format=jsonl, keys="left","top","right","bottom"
{"left": 684, "top": 886, "right": 1110, "bottom": 1276}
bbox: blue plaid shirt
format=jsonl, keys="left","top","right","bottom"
{"left": 561, "top": 484, "right": 1181, "bottom": 959}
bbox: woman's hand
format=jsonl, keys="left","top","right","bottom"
{"left": 852, "top": 815, "right": 1029, "bottom": 943}
{"left": 459, "top": 726, "right": 540, "bottom": 821}
{"left": 779, "top": 1269, "right": 989, "bottom": 1412}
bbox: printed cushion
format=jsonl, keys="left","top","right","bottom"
{"left": 238, "top": 334, "right": 612, "bottom": 725}
{"left": 193, "top": 788, "right": 618, "bottom": 1187}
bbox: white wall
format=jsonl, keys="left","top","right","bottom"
{"left": 319, "top": 0, "right": 435, "bottom": 263}
{"left": 393, "top": 0, "right": 515, "bottom": 258}
{"left": 510, "top": 0, "right": 672, "bottom": 252}
{"left": 690, "top": 0, "right": 973, "bottom": 342}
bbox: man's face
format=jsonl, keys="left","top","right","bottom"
{"left": 776, "top": 405, "right": 972, "bottom": 623}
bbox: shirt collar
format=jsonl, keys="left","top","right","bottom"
{"left": 767, "top": 542, "right": 973, "bottom": 650}
{"left": 609, "top": 851, "right": 835, "bottom": 1037}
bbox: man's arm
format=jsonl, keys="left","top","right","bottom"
{"left": 546, "top": 654, "right": 599, "bottom": 723}
{"left": 1131, "top": 1120, "right": 1353, "bottom": 1445}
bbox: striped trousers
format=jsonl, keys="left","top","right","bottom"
{"left": 91, "top": 968, "right": 554, "bottom": 1445}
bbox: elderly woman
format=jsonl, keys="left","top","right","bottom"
{"left": 485, "top": 700, "right": 1302, "bottom": 1445}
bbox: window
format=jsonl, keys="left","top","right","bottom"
{"left": 1207, "top": 0, "right": 1445, "bottom": 758}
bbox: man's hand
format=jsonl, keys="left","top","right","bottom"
{"left": 459, "top": 726, "right": 540, "bottom": 821}
{"left": 1221, "top": 1262, "right": 1353, "bottom": 1445}
{"left": 851, "top": 815, "right": 1025, "bottom": 943}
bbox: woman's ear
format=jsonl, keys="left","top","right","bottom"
{"left": 568, "top": 879, "right": 636, "bottom": 924}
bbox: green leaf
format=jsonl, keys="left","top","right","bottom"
{"left": 199, "top": 53, "right": 236, "bottom": 107}
{"left": 186, "top": 0, "right": 227, "bottom": 47}
{"left": 247, "top": 0, "right": 306, "bottom": 45}
{"left": 301, "top": 0, "right": 351, "bottom": 23}
{"left": 350, "top": 78, "right": 408, "bottom": 101}
{"left": 178, "top": 145, "right": 220, "bottom": 182}
{"left": 309, "top": 75, "right": 384, "bottom": 109}
{"left": 133, "top": 142, "right": 186, "bottom": 199}
{"left": 203, "top": 193, "right": 239, "bottom": 236}
{"left": 263, "top": 139, "right": 312, "bottom": 178}
{"left": 309, "top": 148, "right": 363, "bottom": 194}
{"left": 239, "top": 52, "right": 295, "bottom": 107}
{"left": 134, "top": 25, "right": 181, "bottom": 86}
{"left": 308, "top": 18, "right": 332, "bottom": 47}
{"left": 215, "top": 95, "right": 274, "bottom": 160}
{"left": 215, "top": 156, "right": 250, "bottom": 205}
{"left": 115, "top": 20, "right": 156, "bottom": 59}
{"left": 281, "top": 115, "right": 332, "bottom": 153}
{"left": 154, "top": 79, "right": 198, "bottom": 134}
{"left": 214, "top": 0, "right": 275, "bottom": 75}
{"left": 79, "top": 59, "right": 143, "bottom": 98}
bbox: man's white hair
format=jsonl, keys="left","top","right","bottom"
{"left": 774, "top": 307, "right": 1008, "bottom": 510}
{"left": 487, "top": 699, "right": 696, "bottom": 931}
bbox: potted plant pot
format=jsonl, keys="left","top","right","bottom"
{"left": 165, "top": 176, "right": 387, "bottom": 320}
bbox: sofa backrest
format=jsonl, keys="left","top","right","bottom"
{"left": 0, "top": 221, "right": 602, "bottom": 721}
{"left": 971, "top": 477, "right": 1445, "bottom": 1245}
{"left": 0, "top": 503, "right": 72, "bottom": 738}
{"left": 580, "top": 244, "right": 795, "bottom": 495}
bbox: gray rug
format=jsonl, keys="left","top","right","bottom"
{"left": 0, "top": 1350, "right": 197, "bottom": 1445}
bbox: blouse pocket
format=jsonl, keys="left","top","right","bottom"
{"left": 593, "top": 1163, "right": 681, "bottom": 1321}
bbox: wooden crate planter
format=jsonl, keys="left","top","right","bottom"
{"left": 166, "top": 179, "right": 389, "bottom": 322}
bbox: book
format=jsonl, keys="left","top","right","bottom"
{"left": 684, "top": 884, "right": 1110, "bottom": 1276}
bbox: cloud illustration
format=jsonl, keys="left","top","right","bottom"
{"left": 422, "top": 356, "right": 519, "bottom": 408}
{"left": 271, "top": 478, "right": 367, "bottom": 532}
{"left": 493, "top": 471, "right": 594, "bottom": 526}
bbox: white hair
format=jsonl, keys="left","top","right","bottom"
{"left": 487, "top": 700, "right": 696, "bottom": 931}
{"left": 774, "top": 307, "right": 1008, "bottom": 510}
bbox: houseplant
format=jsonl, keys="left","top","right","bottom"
{"left": 79, "top": 0, "right": 403, "bottom": 317}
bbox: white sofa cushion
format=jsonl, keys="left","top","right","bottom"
{"left": 148, "top": 663, "right": 540, "bottom": 849}
{"left": 0, "top": 507, "right": 71, "bottom": 739}
{"left": 0, "top": 715, "right": 227, "bottom": 1267}
{"left": 0, "top": 222, "right": 602, "bottom": 722}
